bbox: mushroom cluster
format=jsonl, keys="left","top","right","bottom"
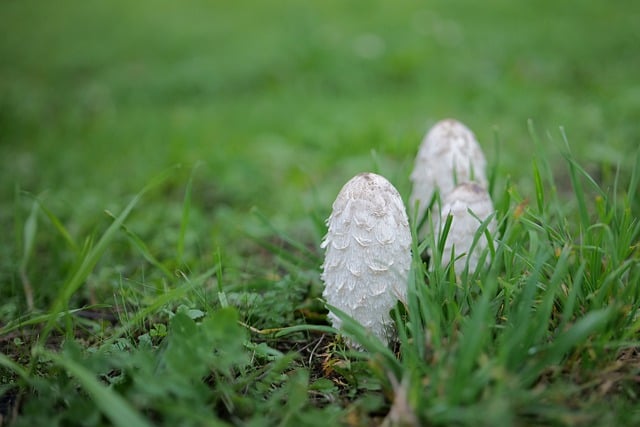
{"left": 409, "top": 119, "right": 488, "bottom": 225}
{"left": 409, "top": 119, "right": 496, "bottom": 275}
{"left": 320, "top": 118, "right": 496, "bottom": 348}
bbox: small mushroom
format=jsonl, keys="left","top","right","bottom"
{"left": 321, "top": 172, "right": 411, "bottom": 347}
{"left": 434, "top": 182, "right": 496, "bottom": 275}
{"left": 409, "top": 119, "right": 488, "bottom": 226}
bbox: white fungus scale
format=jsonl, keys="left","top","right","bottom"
{"left": 321, "top": 172, "right": 411, "bottom": 347}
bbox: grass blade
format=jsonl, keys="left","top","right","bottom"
{"left": 628, "top": 148, "right": 640, "bottom": 208}
{"left": 488, "top": 125, "right": 501, "bottom": 196}
{"left": 563, "top": 157, "right": 589, "bottom": 230}
{"left": 560, "top": 127, "right": 607, "bottom": 231}
{"left": 274, "top": 324, "right": 338, "bottom": 337}
{"left": 35, "top": 198, "right": 79, "bottom": 252}
{"left": 248, "top": 208, "right": 320, "bottom": 269}
{"left": 44, "top": 350, "right": 152, "bottom": 427}
{"left": 0, "top": 353, "right": 31, "bottom": 384}
{"left": 326, "top": 303, "right": 402, "bottom": 379}
{"left": 38, "top": 167, "right": 176, "bottom": 346}
{"left": 105, "top": 210, "right": 173, "bottom": 279}
{"left": 0, "top": 306, "right": 108, "bottom": 336}
{"left": 532, "top": 158, "right": 544, "bottom": 214}
{"left": 177, "top": 163, "right": 200, "bottom": 265}
{"left": 536, "top": 308, "right": 612, "bottom": 370}
{"left": 19, "top": 199, "right": 38, "bottom": 310}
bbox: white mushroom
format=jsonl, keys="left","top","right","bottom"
{"left": 434, "top": 182, "right": 496, "bottom": 275}
{"left": 321, "top": 172, "right": 411, "bottom": 347}
{"left": 409, "top": 119, "right": 488, "bottom": 226}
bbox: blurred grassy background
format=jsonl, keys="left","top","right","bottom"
{"left": 1, "top": 0, "right": 639, "bottom": 265}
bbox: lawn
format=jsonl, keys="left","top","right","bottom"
{"left": 1, "top": 0, "right": 639, "bottom": 425}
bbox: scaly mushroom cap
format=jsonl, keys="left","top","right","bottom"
{"left": 435, "top": 182, "right": 496, "bottom": 275}
{"left": 409, "top": 119, "right": 488, "bottom": 225}
{"left": 321, "top": 172, "right": 411, "bottom": 347}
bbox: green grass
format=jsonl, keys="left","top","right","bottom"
{"left": 1, "top": 0, "right": 639, "bottom": 425}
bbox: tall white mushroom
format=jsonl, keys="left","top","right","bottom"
{"left": 409, "top": 119, "right": 488, "bottom": 226}
{"left": 434, "top": 182, "right": 496, "bottom": 275}
{"left": 321, "top": 172, "right": 411, "bottom": 347}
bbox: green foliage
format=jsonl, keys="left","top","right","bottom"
{"left": 384, "top": 149, "right": 640, "bottom": 426}
{"left": 4, "top": 307, "right": 341, "bottom": 426}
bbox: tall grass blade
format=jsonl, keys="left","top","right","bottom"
{"left": 560, "top": 128, "right": 606, "bottom": 232}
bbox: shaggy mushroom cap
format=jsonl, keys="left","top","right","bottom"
{"left": 409, "top": 119, "right": 488, "bottom": 226}
{"left": 321, "top": 172, "right": 411, "bottom": 347}
{"left": 434, "top": 182, "right": 496, "bottom": 275}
